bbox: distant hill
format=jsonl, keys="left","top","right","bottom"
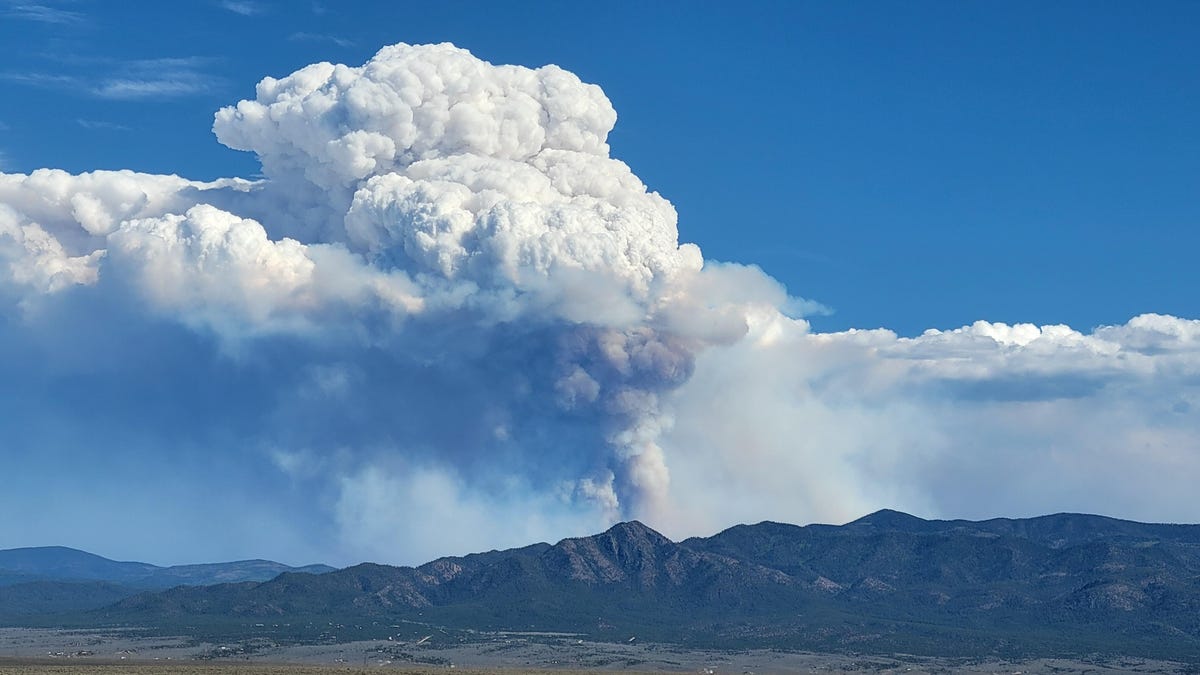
{"left": 0, "top": 546, "right": 335, "bottom": 589}
{"left": 10, "top": 512, "right": 1200, "bottom": 662}
{"left": 0, "top": 546, "right": 157, "bottom": 585}
{"left": 0, "top": 546, "right": 335, "bottom": 620}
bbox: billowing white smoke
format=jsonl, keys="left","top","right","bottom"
{"left": 2, "top": 43, "right": 1199, "bottom": 565}
{"left": 203, "top": 44, "right": 796, "bottom": 526}
{"left": 0, "top": 44, "right": 768, "bottom": 562}
{"left": 658, "top": 310, "right": 1200, "bottom": 539}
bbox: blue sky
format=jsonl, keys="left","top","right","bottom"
{"left": 2, "top": 1, "right": 1195, "bottom": 335}
{"left": 1, "top": 1, "right": 1199, "bottom": 567}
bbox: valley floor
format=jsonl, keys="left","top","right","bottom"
{"left": 0, "top": 628, "right": 1191, "bottom": 674}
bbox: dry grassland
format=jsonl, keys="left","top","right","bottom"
{"left": 0, "top": 660, "right": 656, "bottom": 675}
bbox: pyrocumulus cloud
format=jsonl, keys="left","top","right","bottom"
{"left": 2, "top": 43, "right": 1198, "bottom": 566}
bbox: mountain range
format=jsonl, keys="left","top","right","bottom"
{"left": 5, "top": 511, "right": 1200, "bottom": 662}
{"left": 0, "top": 546, "right": 333, "bottom": 620}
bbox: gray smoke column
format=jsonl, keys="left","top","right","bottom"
{"left": 2, "top": 42, "right": 788, "bottom": 555}
{"left": 212, "top": 43, "right": 753, "bottom": 524}
{"left": 210, "top": 42, "right": 727, "bottom": 517}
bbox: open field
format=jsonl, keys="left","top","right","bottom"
{"left": 0, "top": 657, "right": 1193, "bottom": 675}
{"left": 1, "top": 629, "right": 1196, "bottom": 675}
{"left": 0, "top": 663, "right": 593, "bottom": 675}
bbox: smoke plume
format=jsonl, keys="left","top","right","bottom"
{"left": 2, "top": 43, "right": 1199, "bottom": 565}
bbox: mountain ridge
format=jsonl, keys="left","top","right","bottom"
{"left": 7, "top": 511, "right": 1200, "bottom": 662}
{"left": 0, "top": 545, "right": 335, "bottom": 589}
{"left": 0, "top": 545, "right": 336, "bottom": 620}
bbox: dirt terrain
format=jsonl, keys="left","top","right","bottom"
{"left": 0, "top": 628, "right": 1192, "bottom": 674}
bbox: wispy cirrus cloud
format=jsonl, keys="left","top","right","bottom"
{"left": 1, "top": 57, "right": 222, "bottom": 100}
{"left": 93, "top": 78, "right": 211, "bottom": 99}
{"left": 77, "top": 118, "right": 130, "bottom": 131}
{"left": 1, "top": 2, "right": 86, "bottom": 25}
{"left": 0, "top": 72, "right": 78, "bottom": 88}
{"left": 92, "top": 57, "right": 221, "bottom": 99}
{"left": 219, "top": 0, "right": 264, "bottom": 16}
{"left": 288, "top": 32, "right": 353, "bottom": 48}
